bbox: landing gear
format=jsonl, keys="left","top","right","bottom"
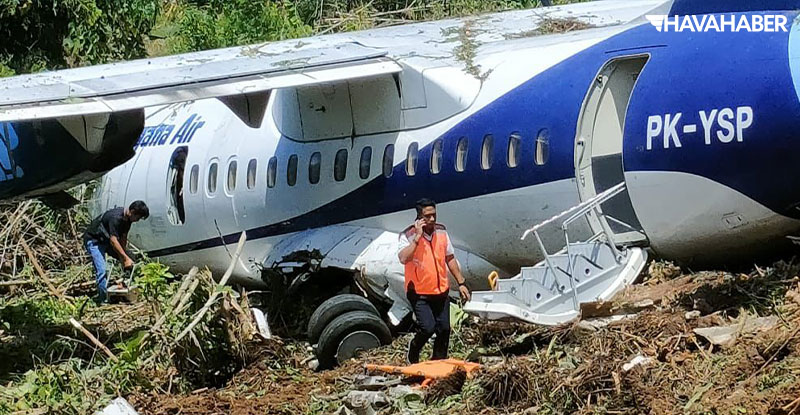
{"left": 316, "top": 310, "right": 392, "bottom": 369}
{"left": 307, "top": 294, "right": 379, "bottom": 344}
{"left": 308, "top": 294, "right": 392, "bottom": 370}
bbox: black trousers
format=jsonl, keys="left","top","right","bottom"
{"left": 407, "top": 291, "right": 450, "bottom": 363}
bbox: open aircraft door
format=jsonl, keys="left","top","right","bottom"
{"left": 574, "top": 55, "right": 649, "bottom": 246}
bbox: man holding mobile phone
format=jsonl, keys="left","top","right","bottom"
{"left": 398, "top": 198, "right": 471, "bottom": 364}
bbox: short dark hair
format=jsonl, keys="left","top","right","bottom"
{"left": 415, "top": 198, "right": 436, "bottom": 217}
{"left": 129, "top": 200, "right": 149, "bottom": 219}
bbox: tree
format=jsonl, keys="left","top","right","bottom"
{"left": 0, "top": 0, "right": 160, "bottom": 75}
{"left": 166, "top": 0, "right": 310, "bottom": 54}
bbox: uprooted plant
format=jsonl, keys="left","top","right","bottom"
{"left": 0, "top": 243, "right": 272, "bottom": 414}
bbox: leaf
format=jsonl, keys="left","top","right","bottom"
{"left": 684, "top": 383, "right": 713, "bottom": 411}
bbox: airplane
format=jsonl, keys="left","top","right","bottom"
{"left": 2, "top": 0, "right": 800, "bottom": 367}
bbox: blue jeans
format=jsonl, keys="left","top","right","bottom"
{"left": 85, "top": 239, "right": 108, "bottom": 303}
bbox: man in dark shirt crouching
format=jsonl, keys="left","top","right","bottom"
{"left": 83, "top": 200, "right": 149, "bottom": 303}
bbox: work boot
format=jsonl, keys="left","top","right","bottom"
{"left": 406, "top": 340, "right": 420, "bottom": 365}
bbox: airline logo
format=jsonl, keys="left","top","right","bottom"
{"left": 645, "top": 14, "right": 789, "bottom": 33}
{"left": 135, "top": 114, "right": 206, "bottom": 149}
{"left": 0, "top": 122, "right": 22, "bottom": 182}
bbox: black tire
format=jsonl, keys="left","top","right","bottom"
{"left": 316, "top": 310, "right": 392, "bottom": 369}
{"left": 307, "top": 294, "right": 379, "bottom": 344}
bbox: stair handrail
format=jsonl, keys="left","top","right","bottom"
{"left": 521, "top": 182, "right": 626, "bottom": 241}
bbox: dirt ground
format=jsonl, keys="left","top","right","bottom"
{"left": 123, "top": 258, "right": 800, "bottom": 415}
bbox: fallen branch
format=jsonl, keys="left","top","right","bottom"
{"left": 169, "top": 267, "right": 198, "bottom": 309}
{"left": 20, "top": 238, "right": 67, "bottom": 300}
{"left": 783, "top": 395, "right": 800, "bottom": 413}
{"left": 0, "top": 279, "right": 32, "bottom": 287}
{"left": 69, "top": 317, "right": 118, "bottom": 362}
{"left": 22, "top": 215, "right": 63, "bottom": 258}
{"left": 175, "top": 232, "right": 247, "bottom": 342}
{"left": 141, "top": 267, "right": 200, "bottom": 349}
{"left": 175, "top": 277, "right": 202, "bottom": 315}
{"left": 747, "top": 325, "right": 800, "bottom": 382}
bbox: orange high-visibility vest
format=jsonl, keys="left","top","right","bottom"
{"left": 401, "top": 224, "right": 450, "bottom": 296}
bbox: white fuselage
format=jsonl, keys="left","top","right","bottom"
{"left": 93, "top": 0, "right": 800, "bottom": 306}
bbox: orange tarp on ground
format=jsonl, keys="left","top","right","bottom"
{"left": 366, "top": 359, "right": 481, "bottom": 380}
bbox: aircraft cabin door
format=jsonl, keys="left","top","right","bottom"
{"left": 575, "top": 55, "right": 648, "bottom": 246}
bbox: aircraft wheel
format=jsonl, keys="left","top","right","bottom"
{"left": 307, "top": 294, "right": 379, "bottom": 344}
{"left": 316, "top": 310, "right": 392, "bottom": 369}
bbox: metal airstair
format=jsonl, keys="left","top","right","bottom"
{"left": 463, "top": 182, "right": 647, "bottom": 325}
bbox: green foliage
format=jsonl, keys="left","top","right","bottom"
{"left": 0, "top": 0, "right": 585, "bottom": 75}
{"left": 293, "top": 0, "right": 547, "bottom": 27}
{"left": 107, "top": 331, "right": 149, "bottom": 393}
{"left": 166, "top": 0, "right": 311, "bottom": 54}
{"left": 0, "top": 0, "right": 159, "bottom": 74}
{"left": 134, "top": 261, "right": 172, "bottom": 302}
{"left": 0, "top": 359, "right": 109, "bottom": 415}
{"left": 0, "top": 296, "right": 76, "bottom": 328}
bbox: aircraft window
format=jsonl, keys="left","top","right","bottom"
{"left": 431, "top": 139, "right": 443, "bottom": 174}
{"left": 508, "top": 132, "right": 521, "bottom": 168}
{"left": 189, "top": 164, "right": 199, "bottom": 194}
{"left": 168, "top": 146, "right": 188, "bottom": 225}
{"left": 208, "top": 162, "right": 218, "bottom": 194}
{"left": 227, "top": 160, "right": 237, "bottom": 192}
{"left": 309, "top": 152, "right": 321, "bottom": 184}
{"left": 536, "top": 128, "right": 550, "bottom": 166}
{"left": 406, "top": 142, "right": 419, "bottom": 176}
{"left": 456, "top": 137, "right": 468, "bottom": 172}
{"left": 359, "top": 147, "right": 372, "bottom": 180}
{"left": 247, "top": 159, "right": 257, "bottom": 190}
{"left": 481, "top": 135, "right": 494, "bottom": 170}
{"left": 267, "top": 156, "right": 277, "bottom": 188}
{"left": 383, "top": 144, "right": 394, "bottom": 178}
{"left": 287, "top": 155, "right": 298, "bottom": 186}
{"left": 335, "top": 149, "right": 348, "bottom": 182}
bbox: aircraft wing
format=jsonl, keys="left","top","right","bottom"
{"left": 0, "top": 42, "right": 400, "bottom": 122}
{"left": 0, "top": 41, "right": 400, "bottom": 201}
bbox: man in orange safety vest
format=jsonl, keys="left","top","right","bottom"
{"left": 398, "top": 198, "right": 471, "bottom": 363}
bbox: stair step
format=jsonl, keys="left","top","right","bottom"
{"left": 463, "top": 182, "right": 648, "bottom": 325}
{"left": 465, "top": 245, "right": 648, "bottom": 326}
